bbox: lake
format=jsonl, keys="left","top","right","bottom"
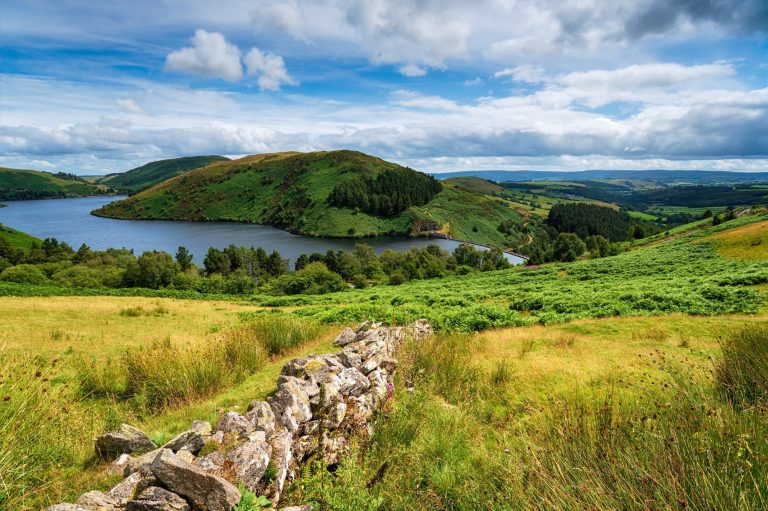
{"left": 0, "top": 197, "right": 525, "bottom": 265}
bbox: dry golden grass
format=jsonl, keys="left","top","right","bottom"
{"left": 0, "top": 295, "right": 264, "bottom": 357}
{"left": 705, "top": 219, "right": 768, "bottom": 260}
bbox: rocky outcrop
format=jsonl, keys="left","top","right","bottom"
{"left": 47, "top": 320, "right": 432, "bottom": 511}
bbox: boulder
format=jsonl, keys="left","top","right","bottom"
{"left": 96, "top": 424, "right": 157, "bottom": 459}
{"left": 279, "top": 507, "right": 312, "bottom": 511}
{"left": 123, "top": 448, "right": 162, "bottom": 477}
{"left": 225, "top": 438, "right": 271, "bottom": 490}
{"left": 337, "top": 367, "right": 370, "bottom": 397}
{"left": 126, "top": 487, "right": 190, "bottom": 511}
{"left": 268, "top": 379, "right": 312, "bottom": 432}
{"left": 245, "top": 401, "right": 277, "bottom": 437}
{"left": 196, "top": 450, "right": 226, "bottom": 474}
{"left": 214, "top": 411, "right": 254, "bottom": 438}
{"left": 191, "top": 420, "right": 212, "bottom": 435}
{"left": 76, "top": 490, "right": 118, "bottom": 510}
{"left": 266, "top": 431, "right": 293, "bottom": 504}
{"left": 150, "top": 449, "right": 240, "bottom": 511}
{"left": 163, "top": 429, "right": 205, "bottom": 454}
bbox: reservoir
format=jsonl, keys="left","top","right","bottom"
{"left": 0, "top": 197, "right": 526, "bottom": 265}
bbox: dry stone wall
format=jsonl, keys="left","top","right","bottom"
{"left": 45, "top": 320, "right": 433, "bottom": 511}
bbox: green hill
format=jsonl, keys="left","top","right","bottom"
{"left": 0, "top": 224, "right": 41, "bottom": 249}
{"left": 103, "top": 155, "right": 229, "bottom": 193}
{"left": 93, "top": 150, "right": 523, "bottom": 247}
{"left": 0, "top": 167, "right": 110, "bottom": 200}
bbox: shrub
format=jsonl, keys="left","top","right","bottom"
{"left": 0, "top": 264, "right": 49, "bottom": 285}
{"left": 717, "top": 323, "right": 768, "bottom": 408}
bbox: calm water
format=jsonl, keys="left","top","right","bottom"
{"left": 0, "top": 197, "right": 525, "bottom": 265}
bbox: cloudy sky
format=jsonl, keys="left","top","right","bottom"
{"left": 1, "top": 0, "right": 766, "bottom": 174}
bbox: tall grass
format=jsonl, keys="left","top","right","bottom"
{"left": 78, "top": 316, "right": 322, "bottom": 409}
{"left": 0, "top": 352, "right": 72, "bottom": 509}
{"left": 287, "top": 331, "right": 768, "bottom": 510}
{"left": 717, "top": 323, "right": 768, "bottom": 408}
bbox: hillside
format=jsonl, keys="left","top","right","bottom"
{"left": 0, "top": 223, "right": 41, "bottom": 249}
{"left": 0, "top": 167, "right": 112, "bottom": 200}
{"left": 103, "top": 155, "right": 229, "bottom": 193}
{"left": 93, "top": 150, "right": 523, "bottom": 247}
{"left": 437, "top": 169, "right": 768, "bottom": 184}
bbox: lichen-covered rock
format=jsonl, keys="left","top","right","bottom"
{"left": 96, "top": 424, "right": 157, "bottom": 459}
{"left": 126, "top": 487, "right": 190, "bottom": 511}
{"left": 150, "top": 449, "right": 240, "bottom": 511}
{"left": 266, "top": 431, "right": 293, "bottom": 504}
{"left": 163, "top": 429, "right": 205, "bottom": 454}
{"left": 279, "top": 506, "right": 312, "bottom": 511}
{"left": 191, "top": 420, "right": 212, "bottom": 435}
{"left": 245, "top": 401, "right": 277, "bottom": 437}
{"left": 268, "top": 378, "right": 312, "bottom": 432}
{"left": 196, "top": 450, "right": 225, "bottom": 474}
{"left": 214, "top": 411, "right": 254, "bottom": 438}
{"left": 225, "top": 438, "right": 271, "bottom": 490}
{"left": 337, "top": 367, "right": 370, "bottom": 397}
{"left": 76, "top": 491, "right": 118, "bottom": 511}
{"left": 123, "top": 448, "right": 162, "bottom": 477}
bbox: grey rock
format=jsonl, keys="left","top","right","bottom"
{"left": 196, "top": 451, "right": 225, "bottom": 474}
{"left": 123, "top": 448, "right": 162, "bottom": 477}
{"left": 279, "top": 506, "right": 312, "bottom": 511}
{"left": 163, "top": 429, "right": 205, "bottom": 454}
{"left": 214, "top": 411, "right": 254, "bottom": 438}
{"left": 76, "top": 491, "right": 118, "bottom": 510}
{"left": 108, "top": 467, "right": 157, "bottom": 504}
{"left": 45, "top": 505, "right": 89, "bottom": 511}
{"left": 150, "top": 449, "right": 240, "bottom": 511}
{"left": 355, "top": 320, "right": 373, "bottom": 333}
{"left": 333, "top": 327, "right": 357, "bottom": 346}
{"left": 337, "top": 367, "right": 370, "bottom": 397}
{"left": 226, "top": 439, "right": 271, "bottom": 491}
{"left": 267, "top": 431, "right": 293, "bottom": 504}
{"left": 268, "top": 379, "right": 312, "bottom": 432}
{"left": 126, "top": 487, "right": 190, "bottom": 511}
{"left": 96, "top": 424, "right": 157, "bottom": 459}
{"left": 191, "top": 420, "right": 212, "bottom": 435}
{"left": 245, "top": 401, "right": 277, "bottom": 437}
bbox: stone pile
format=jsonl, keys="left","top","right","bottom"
{"left": 46, "top": 320, "right": 433, "bottom": 511}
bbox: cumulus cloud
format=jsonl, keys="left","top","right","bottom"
{"left": 244, "top": 48, "right": 297, "bottom": 91}
{"left": 495, "top": 65, "right": 547, "bottom": 84}
{"left": 165, "top": 29, "right": 243, "bottom": 81}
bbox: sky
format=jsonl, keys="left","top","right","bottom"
{"left": 0, "top": 0, "right": 767, "bottom": 175}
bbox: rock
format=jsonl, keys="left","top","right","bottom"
{"left": 333, "top": 327, "right": 357, "bottom": 346}
{"left": 355, "top": 320, "right": 374, "bottom": 333}
{"left": 123, "top": 448, "right": 162, "bottom": 477}
{"left": 267, "top": 431, "right": 293, "bottom": 504}
{"left": 339, "top": 348, "right": 362, "bottom": 369}
{"left": 109, "top": 467, "right": 157, "bottom": 504}
{"left": 45, "top": 505, "right": 89, "bottom": 511}
{"left": 150, "top": 449, "right": 240, "bottom": 511}
{"left": 196, "top": 451, "right": 225, "bottom": 474}
{"left": 268, "top": 379, "right": 312, "bottom": 432}
{"left": 126, "top": 487, "right": 190, "bottom": 511}
{"left": 325, "top": 401, "right": 347, "bottom": 429}
{"left": 280, "top": 357, "right": 307, "bottom": 378}
{"left": 214, "top": 411, "right": 254, "bottom": 438}
{"left": 337, "top": 367, "right": 370, "bottom": 397}
{"left": 225, "top": 438, "right": 271, "bottom": 490}
{"left": 163, "top": 429, "right": 205, "bottom": 454}
{"left": 76, "top": 491, "right": 118, "bottom": 510}
{"left": 191, "top": 420, "right": 212, "bottom": 435}
{"left": 245, "top": 401, "right": 277, "bottom": 437}
{"left": 279, "top": 506, "right": 312, "bottom": 511}
{"left": 96, "top": 424, "right": 157, "bottom": 459}
{"left": 107, "top": 453, "right": 132, "bottom": 476}
{"left": 176, "top": 449, "right": 196, "bottom": 464}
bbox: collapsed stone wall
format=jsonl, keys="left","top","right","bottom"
{"left": 46, "top": 320, "right": 433, "bottom": 511}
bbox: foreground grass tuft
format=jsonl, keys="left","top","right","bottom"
{"left": 717, "top": 323, "right": 768, "bottom": 408}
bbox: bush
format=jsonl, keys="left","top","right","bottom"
{"left": 717, "top": 323, "right": 768, "bottom": 408}
{"left": 271, "top": 262, "right": 347, "bottom": 295}
{"left": 0, "top": 264, "right": 49, "bottom": 285}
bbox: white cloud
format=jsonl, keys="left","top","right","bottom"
{"left": 244, "top": 48, "right": 297, "bottom": 91}
{"left": 251, "top": 0, "right": 307, "bottom": 40}
{"left": 165, "top": 29, "right": 243, "bottom": 82}
{"left": 463, "top": 77, "right": 484, "bottom": 86}
{"left": 116, "top": 98, "right": 146, "bottom": 115}
{"left": 398, "top": 64, "right": 427, "bottom": 77}
{"left": 494, "top": 65, "right": 546, "bottom": 84}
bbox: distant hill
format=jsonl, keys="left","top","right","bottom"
{"left": 0, "top": 167, "right": 111, "bottom": 200}
{"left": 103, "top": 155, "right": 229, "bottom": 193}
{"left": 94, "top": 150, "right": 523, "bottom": 246}
{"left": 435, "top": 169, "right": 768, "bottom": 184}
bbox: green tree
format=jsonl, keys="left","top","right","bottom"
{"left": 585, "top": 235, "right": 610, "bottom": 258}
{"left": 175, "top": 246, "right": 194, "bottom": 272}
{"left": 552, "top": 233, "right": 586, "bottom": 262}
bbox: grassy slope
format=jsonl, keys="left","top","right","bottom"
{"left": 0, "top": 223, "right": 41, "bottom": 249}
{"left": 93, "top": 151, "right": 522, "bottom": 247}
{"left": 103, "top": 155, "right": 229, "bottom": 192}
{"left": 0, "top": 167, "right": 105, "bottom": 199}
{"left": 704, "top": 219, "right": 767, "bottom": 260}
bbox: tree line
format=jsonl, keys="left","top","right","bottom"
{"left": 0, "top": 236, "right": 512, "bottom": 296}
{"left": 328, "top": 167, "right": 442, "bottom": 216}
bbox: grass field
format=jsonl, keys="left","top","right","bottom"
{"left": 705, "top": 219, "right": 767, "bottom": 260}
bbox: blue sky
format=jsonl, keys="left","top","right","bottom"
{"left": 0, "top": 0, "right": 766, "bottom": 174}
